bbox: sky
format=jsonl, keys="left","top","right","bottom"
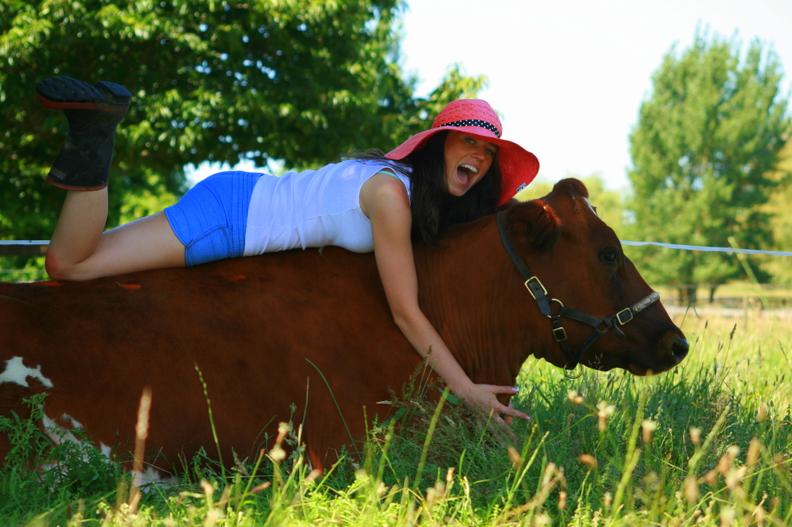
{"left": 190, "top": 0, "right": 792, "bottom": 190}
{"left": 399, "top": 0, "right": 792, "bottom": 190}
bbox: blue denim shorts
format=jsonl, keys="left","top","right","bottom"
{"left": 164, "top": 171, "right": 261, "bottom": 266}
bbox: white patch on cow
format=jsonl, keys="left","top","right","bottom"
{"left": 41, "top": 412, "right": 108, "bottom": 467}
{"left": 60, "top": 413, "right": 83, "bottom": 429}
{"left": 41, "top": 413, "right": 174, "bottom": 487}
{"left": 0, "top": 356, "right": 54, "bottom": 389}
{"left": 42, "top": 413, "right": 83, "bottom": 447}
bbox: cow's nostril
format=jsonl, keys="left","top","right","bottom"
{"left": 671, "top": 337, "right": 689, "bottom": 361}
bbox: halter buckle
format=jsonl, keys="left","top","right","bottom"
{"left": 524, "top": 276, "right": 548, "bottom": 300}
{"left": 616, "top": 308, "right": 634, "bottom": 325}
{"left": 552, "top": 326, "right": 568, "bottom": 342}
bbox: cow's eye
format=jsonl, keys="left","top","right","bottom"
{"left": 599, "top": 247, "right": 620, "bottom": 266}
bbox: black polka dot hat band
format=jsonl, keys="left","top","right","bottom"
{"left": 436, "top": 118, "right": 501, "bottom": 137}
{"left": 386, "top": 98, "right": 540, "bottom": 206}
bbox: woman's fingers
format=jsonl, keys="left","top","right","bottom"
{"left": 478, "top": 384, "right": 520, "bottom": 395}
{"left": 462, "top": 384, "right": 530, "bottom": 423}
{"left": 473, "top": 384, "right": 529, "bottom": 421}
{"left": 497, "top": 402, "right": 530, "bottom": 421}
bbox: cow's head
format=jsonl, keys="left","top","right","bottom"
{"left": 501, "top": 178, "right": 688, "bottom": 375}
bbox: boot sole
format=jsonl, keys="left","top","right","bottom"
{"left": 47, "top": 178, "right": 107, "bottom": 191}
{"left": 36, "top": 76, "right": 131, "bottom": 113}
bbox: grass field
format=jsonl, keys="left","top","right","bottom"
{"left": 1, "top": 309, "right": 790, "bottom": 526}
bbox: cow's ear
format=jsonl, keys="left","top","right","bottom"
{"left": 553, "top": 178, "right": 589, "bottom": 199}
{"left": 507, "top": 200, "right": 560, "bottom": 251}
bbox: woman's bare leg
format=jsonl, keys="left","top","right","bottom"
{"left": 46, "top": 188, "right": 184, "bottom": 281}
{"left": 47, "top": 188, "right": 109, "bottom": 270}
{"left": 35, "top": 76, "right": 183, "bottom": 281}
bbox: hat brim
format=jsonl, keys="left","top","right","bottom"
{"left": 385, "top": 126, "right": 539, "bottom": 206}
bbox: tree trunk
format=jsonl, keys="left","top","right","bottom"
{"left": 708, "top": 285, "right": 718, "bottom": 304}
{"left": 677, "top": 285, "right": 698, "bottom": 306}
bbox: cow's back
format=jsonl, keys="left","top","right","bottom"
{"left": 0, "top": 248, "right": 420, "bottom": 467}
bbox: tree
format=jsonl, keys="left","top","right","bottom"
{"left": 627, "top": 31, "right": 790, "bottom": 304}
{"left": 0, "top": 0, "right": 484, "bottom": 243}
{"left": 764, "top": 139, "right": 792, "bottom": 285}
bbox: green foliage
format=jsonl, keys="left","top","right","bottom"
{"left": 627, "top": 30, "right": 791, "bottom": 300}
{"left": 764, "top": 140, "right": 792, "bottom": 284}
{"left": 578, "top": 174, "right": 628, "bottom": 235}
{"left": 0, "top": 0, "right": 484, "bottom": 242}
{"left": 0, "top": 394, "right": 121, "bottom": 524}
{"left": 0, "top": 255, "right": 48, "bottom": 282}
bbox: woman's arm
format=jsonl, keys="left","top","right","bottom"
{"left": 360, "top": 173, "right": 529, "bottom": 425}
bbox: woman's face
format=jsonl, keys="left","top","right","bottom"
{"left": 443, "top": 131, "right": 498, "bottom": 196}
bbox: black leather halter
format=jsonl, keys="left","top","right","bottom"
{"left": 496, "top": 210, "right": 660, "bottom": 370}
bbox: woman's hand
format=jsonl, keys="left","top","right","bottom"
{"left": 457, "top": 383, "right": 530, "bottom": 426}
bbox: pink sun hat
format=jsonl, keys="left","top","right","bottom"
{"left": 385, "top": 99, "right": 539, "bottom": 206}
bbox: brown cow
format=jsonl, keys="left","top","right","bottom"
{"left": 0, "top": 179, "right": 687, "bottom": 474}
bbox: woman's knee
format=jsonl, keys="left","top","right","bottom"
{"left": 44, "top": 251, "right": 96, "bottom": 281}
{"left": 45, "top": 251, "right": 72, "bottom": 280}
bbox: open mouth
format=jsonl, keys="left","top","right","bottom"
{"left": 455, "top": 163, "right": 479, "bottom": 188}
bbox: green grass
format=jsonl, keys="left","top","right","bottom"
{"left": 1, "top": 311, "right": 790, "bottom": 526}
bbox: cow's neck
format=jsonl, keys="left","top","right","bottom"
{"left": 415, "top": 218, "right": 543, "bottom": 388}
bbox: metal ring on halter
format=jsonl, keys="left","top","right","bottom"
{"left": 595, "top": 321, "right": 611, "bottom": 335}
{"left": 546, "top": 298, "right": 565, "bottom": 318}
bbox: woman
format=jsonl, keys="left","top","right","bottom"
{"left": 36, "top": 76, "right": 540, "bottom": 425}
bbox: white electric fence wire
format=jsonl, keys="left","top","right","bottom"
{"left": 620, "top": 240, "right": 792, "bottom": 257}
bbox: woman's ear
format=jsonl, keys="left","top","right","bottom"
{"left": 506, "top": 200, "right": 560, "bottom": 251}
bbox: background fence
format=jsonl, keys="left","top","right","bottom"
{"left": 0, "top": 240, "right": 48, "bottom": 257}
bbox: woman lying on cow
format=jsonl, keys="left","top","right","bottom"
{"left": 35, "top": 76, "right": 540, "bottom": 426}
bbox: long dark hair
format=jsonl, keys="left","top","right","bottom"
{"left": 349, "top": 131, "right": 501, "bottom": 245}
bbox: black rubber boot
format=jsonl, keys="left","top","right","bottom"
{"left": 36, "top": 76, "right": 131, "bottom": 190}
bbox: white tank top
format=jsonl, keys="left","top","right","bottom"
{"left": 243, "top": 159, "right": 411, "bottom": 255}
